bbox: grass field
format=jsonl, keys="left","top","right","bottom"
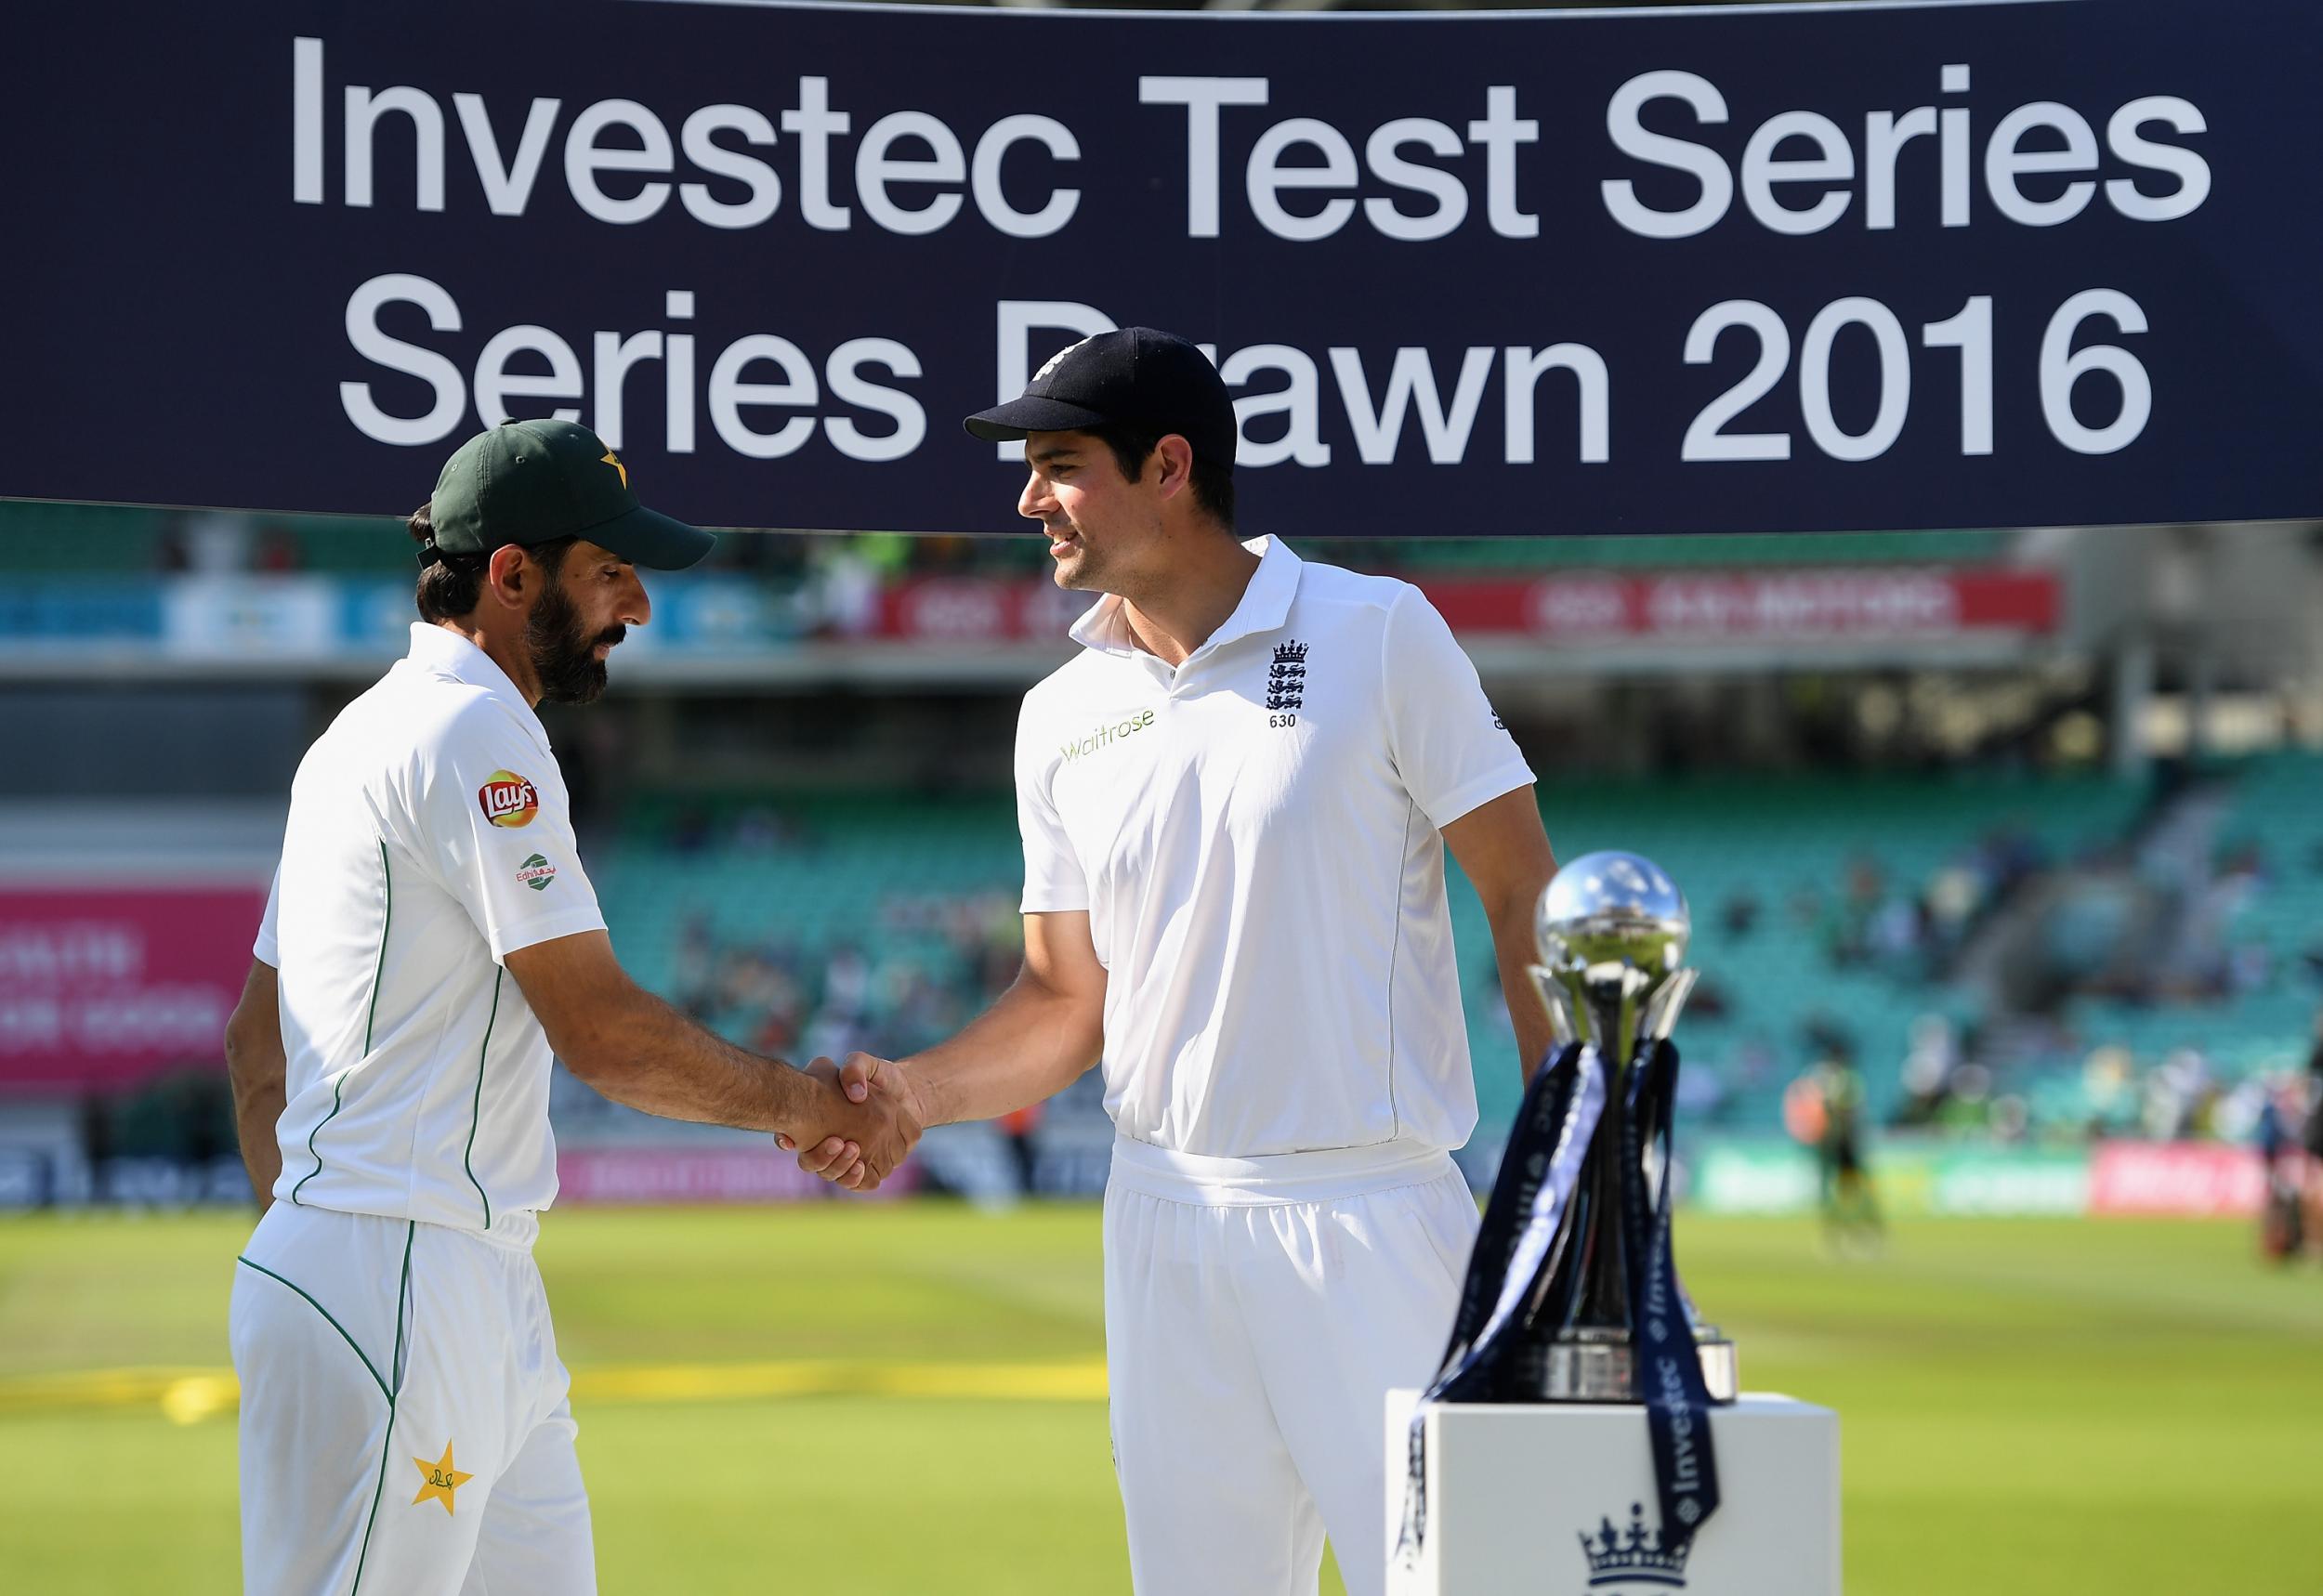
{"left": 2, "top": 1205, "right": 2317, "bottom": 1594}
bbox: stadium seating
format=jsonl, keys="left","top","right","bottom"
{"left": 1493, "top": 773, "right": 2148, "bottom": 1131}
{"left": 591, "top": 766, "right": 2286, "bottom": 1141}
{"left": 0, "top": 501, "right": 2015, "bottom": 580}
{"left": 0, "top": 503, "right": 412, "bottom": 573}
{"left": 2059, "top": 752, "right": 2323, "bottom": 1088}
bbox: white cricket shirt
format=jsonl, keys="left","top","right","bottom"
{"left": 254, "top": 623, "right": 607, "bottom": 1231}
{"left": 1016, "top": 537, "right": 1534, "bottom": 1159}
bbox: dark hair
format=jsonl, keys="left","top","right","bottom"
{"left": 1084, "top": 423, "right": 1236, "bottom": 530}
{"left": 408, "top": 504, "right": 576, "bottom": 623}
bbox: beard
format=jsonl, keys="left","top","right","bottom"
{"left": 526, "top": 580, "right": 622, "bottom": 706}
{"left": 1046, "top": 523, "right": 1104, "bottom": 593}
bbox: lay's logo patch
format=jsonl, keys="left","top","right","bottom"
{"left": 478, "top": 771, "right": 540, "bottom": 829}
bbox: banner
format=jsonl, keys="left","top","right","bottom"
{"left": 0, "top": 889, "right": 267, "bottom": 1090}
{"left": 556, "top": 1145, "right": 919, "bottom": 1202}
{"left": 0, "top": 565, "right": 2054, "bottom": 661}
{"left": 874, "top": 565, "right": 2054, "bottom": 643}
{"left": 2087, "top": 1140, "right": 2266, "bottom": 1216}
{"left": 7, "top": 0, "right": 2321, "bottom": 537}
{"left": 1691, "top": 1138, "right": 2090, "bottom": 1217}
{"left": 1413, "top": 568, "right": 2055, "bottom": 642}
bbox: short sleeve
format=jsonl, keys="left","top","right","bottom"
{"left": 1016, "top": 698, "right": 1090, "bottom": 914}
{"left": 253, "top": 866, "right": 281, "bottom": 966}
{"left": 403, "top": 711, "right": 609, "bottom": 961}
{"left": 1382, "top": 584, "right": 1536, "bottom": 830}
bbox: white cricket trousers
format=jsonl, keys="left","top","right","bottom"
{"left": 1103, "top": 1137, "right": 1480, "bottom": 1596}
{"left": 229, "top": 1203, "right": 594, "bottom": 1596}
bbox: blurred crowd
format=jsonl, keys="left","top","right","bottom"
{"left": 1732, "top": 768, "right": 2321, "bottom": 1148}
{"left": 152, "top": 509, "right": 305, "bottom": 574}
{"left": 1870, "top": 1012, "right": 2323, "bottom": 1147}
{"left": 139, "top": 509, "right": 1611, "bottom": 603}
{"left": 662, "top": 888, "right": 1025, "bottom": 1078}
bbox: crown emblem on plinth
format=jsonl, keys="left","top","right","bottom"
{"left": 1272, "top": 640, "right": 1308, "bottom": 665}
{"left": 1579, "top": 1503, "right": 1691, "bottom": 1588}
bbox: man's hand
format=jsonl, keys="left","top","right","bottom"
{"left": 773, "top": 917, "right": 1105, "bottom": 1186}
{"left": 778, "top": 1053, "right": 931, "bottom": 1191}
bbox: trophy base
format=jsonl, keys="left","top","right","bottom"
{"left": 1516, "top": 1327, "right": 1739, "bottom": 1405}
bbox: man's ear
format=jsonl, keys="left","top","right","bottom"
{"left": 1152, "top": 435, "right": 1196, "bottom": 502}
{"left": 484, "top": 543, "right": 532, "bottom": 611}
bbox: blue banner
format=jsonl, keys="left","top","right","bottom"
{"left": 7, "top": 0, "right": 2318, "bottom": 536}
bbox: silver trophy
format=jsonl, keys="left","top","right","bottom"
{"left": 1520, "top": 850, "right": 1738, "bottom": 1405}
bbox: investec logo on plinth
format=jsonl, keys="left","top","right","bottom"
{"left": 1580, "top": 1503, "right": 1692, "bottom": 1590}
{"left": 1060, "top": 709, "right": 1156, "bottom": 762}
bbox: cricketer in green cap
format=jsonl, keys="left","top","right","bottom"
{"left": 409, "top": 418, "right": 716, "bottom": 707}
{"left": 421, "top": 417, "right": 715, "bottom": 570}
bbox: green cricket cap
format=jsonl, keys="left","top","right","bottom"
{"left": 422, "top": 419, "right": 715, "bottom": 570}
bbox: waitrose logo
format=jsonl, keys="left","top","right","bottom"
{"left": 1061, "top": 709, "right": 1157, "bottom": 762}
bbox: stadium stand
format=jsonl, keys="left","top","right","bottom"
{"left": 6, "top": 499, "right": 2309, "bottom": 1184}
{"left": 0, "top": 501, "right": 2015, "bottom": 579}
{"left": 578, "top": 760, "right": 2323, "bottom": 1145}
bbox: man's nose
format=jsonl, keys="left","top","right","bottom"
{"left": 621, "top": 569, "right": 651, "bottom": 626}
{"left": 1018, "top": 477, "right": 1057, "bottom": 522}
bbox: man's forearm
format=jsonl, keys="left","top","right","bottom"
{"left": 223, "top": 961, "right": 287, "bottom": 1211}
{"left": 1485, "top": 890, "right": 1560, "bottom": 1085}
{"left": 906, "top": 975, "right": 1103, "bottom": 1127}
{"left": 228, "top": 1057, "right": 285, "bottom": 1210}
{"left": 569, "top": 985, "right": 826, "bottom": 1136}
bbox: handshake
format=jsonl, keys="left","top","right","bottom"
{"left": 782, "top": 1053, "right": 928, "bottom": 1193}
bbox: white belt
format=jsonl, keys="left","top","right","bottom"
{"left": 1107, "top": 1134, "right": 1458, "bottom": 1208}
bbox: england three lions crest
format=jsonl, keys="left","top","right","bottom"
{"left": 1266, "top": 640, "right": 1307, "bottom": 715}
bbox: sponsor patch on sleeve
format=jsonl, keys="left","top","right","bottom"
{"left": 478, "top": 770, "right": 541, "bottom": 828}
{"left": 517, "top": 853, "right": 558, "bottom": 892}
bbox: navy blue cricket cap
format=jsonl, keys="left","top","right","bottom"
{"left": 964, "top": 327, "right": 1239, "bottom": 468}
{"left": 421, "top": 418, "right": 715, "bottom": 570}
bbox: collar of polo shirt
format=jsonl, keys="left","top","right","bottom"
{"left": 403, "top": 623, "right": 553, "bottom": 753}
{"left": 1068, "top": 536, "right": 1303, "bottom": 663}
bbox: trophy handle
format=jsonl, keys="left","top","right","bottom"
{"left": 1640, "top": 966, "right": 1700, "bottom": 1042}
{"left": 1527, "top": 965, "right": 1581, "bottom": 1050}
